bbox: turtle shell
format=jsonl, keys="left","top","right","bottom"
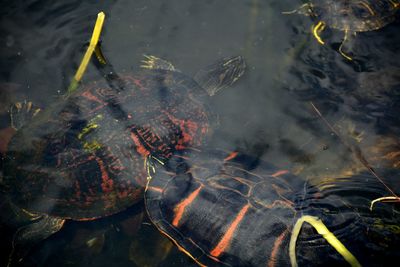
{"left": 311, "top": 0, "right": 399, "bottom": 32}
{"left": 2, "top": 69, "right": 213, "bottom": 220}
{"left": 145, "top": 149, "right": 307, "bottom": 266}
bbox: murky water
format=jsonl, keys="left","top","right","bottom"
{"left": 1, "top": 0, "right": 399, "bottom": 266}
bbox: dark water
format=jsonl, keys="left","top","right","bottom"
{"left": 0, "top": 0, "right": 399, "bottom": 266}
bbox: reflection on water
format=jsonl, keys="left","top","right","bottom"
{"left": 0, "top": 0, "right": 399, "bottom": 266}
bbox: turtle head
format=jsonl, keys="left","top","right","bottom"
{"left": 194, "top": 56, "right": 246, "bottom": 96}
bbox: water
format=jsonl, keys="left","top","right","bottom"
{"left": 0, "top": 0, "right": 399, "bottom": 266}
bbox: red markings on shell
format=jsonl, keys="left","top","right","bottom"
{"left": 130, "top": 132, "right": 150, "bottom": 157}
{"left": 172, "top": 185, "right": 203, "bottom": 227}
{"left": 89, "top": 155, "right": 114, "bottom": 193}
{"left": 210, "top": 203, "right": 250, "bottom": 257}
{"left": 162, "top": 111, "right": 208, "bottom": 150}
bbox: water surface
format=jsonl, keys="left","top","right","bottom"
{"left": 1, "top": 0, "right": 399, "bottom": 266}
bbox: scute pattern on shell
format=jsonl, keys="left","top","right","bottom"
{"left": 145, "top": 150, "right": 307, "bottom": 267}
{"left": 3, "top": 69, "right": 213, "bottom": 220}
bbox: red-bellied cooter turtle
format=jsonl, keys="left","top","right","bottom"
{"left": 145, "top": 149, "right": 369, "bottom": 267}
{"left": 1, "top": 55, "right": 245, "bottom": 254}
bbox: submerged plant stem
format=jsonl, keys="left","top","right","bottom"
{"left": 310, "top": 102, "right": 399, "bottom": 202}
{"left": 67, "top": 11, "right": 106, "bottom": 93}
{"left": 289, "top": 215, "right": 361, "bottom": 267}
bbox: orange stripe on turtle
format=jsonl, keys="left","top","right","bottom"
{"left": 75, "top": 216, "right": 103, "bottom": 221}
{"left": 172, "top": 185, "right": 203, "bottom": 227}
{"left": 271, "top": 170, "right": 289, "bottom": 177}
{"left": 224, "top": 151, "right": 238, "bottom": 161}
{"left": 210, "top": 203, "right": 250, "bottom": 258}
{"left": 267, "top": 228, "right": 288, "bottom": 267}
{"left": 147, "top": 186, "right": 163, "bottom": 193}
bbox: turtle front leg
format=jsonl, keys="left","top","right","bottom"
{"left": 141, "top": 55, "right": 178, "bottom": 71}
{"left": 7, "top": 215, "right": 65, "bottom": 267}
{"left": 9, "top": 101, "right": 41, "bottom": 130}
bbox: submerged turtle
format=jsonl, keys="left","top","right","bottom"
{"left": 284, "top": 0, "right": 400, "bottom": 59}
{"left": 1, "top": 55, "right": 245, "bottom": 259}
{"left": 145, "top": 149, "right": 369, "bottom": 267}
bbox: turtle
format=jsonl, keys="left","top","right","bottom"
{"left": 284, "top": 0, "right": 400, "bottom": 60}
{"left": 144, "top": 149, "right": 371, "bottom": 267}
{"left": 0, "top": 54, "right": 245, "bottom": 263}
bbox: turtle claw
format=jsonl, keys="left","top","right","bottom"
{"left": 145, "top": 155, "right": 165, "bottom": 180}
{"left": 145, "top": 155, "right": 156, "bottom": 180}
{"left": 140, "top": 55, "right": 177, "bottom": 71}
{"left": 9, "top": 101, "right": 41, "bottom": 130}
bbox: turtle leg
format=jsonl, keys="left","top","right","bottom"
{"left": 9, "top": 101, "right": 41, "bottom": 130}
{"left": 338, "top": 29, "right": 353, "bottom": 61}
{"left": 141, "top": 55, "right": 178, "bottom": 71}
{"left": 8, "top": 215, "right": 65, "bottom": 267}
